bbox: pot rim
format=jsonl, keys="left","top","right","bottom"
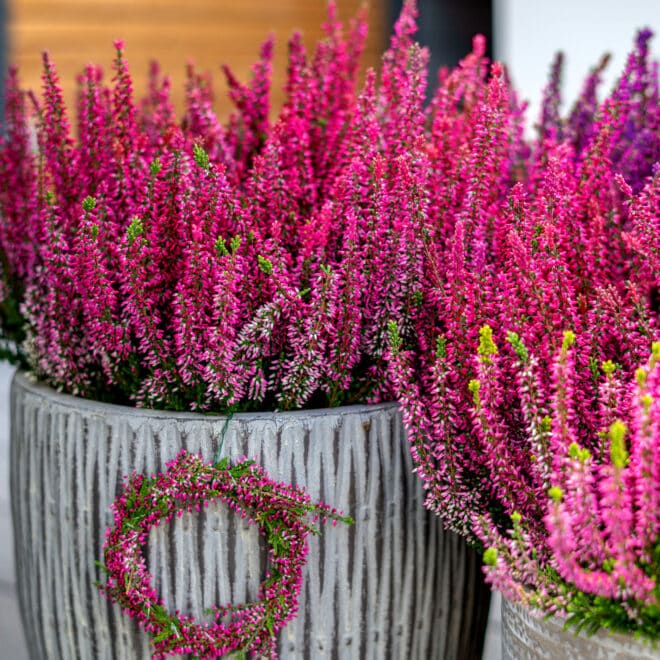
{"left": 12, "top": 370, "right": 399, "bottom": 422}
{"left": 502, "top": 594, "right": 659, "bottom": 650}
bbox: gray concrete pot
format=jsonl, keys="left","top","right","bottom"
{"left": 10, "top": 372, "right": 490, "bottom": 659}
{"left": 502, "top": 596, "right": 659, "bottom": 659}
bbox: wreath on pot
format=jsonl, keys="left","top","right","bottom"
{"left": 97, "top": 449, "right": 352, "bottom": 659}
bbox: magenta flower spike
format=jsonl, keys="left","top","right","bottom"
{"left": 385, "top": 27, "right": 660, "bottom": 640}
{"left": 0, "top": 2, "right": 441, "bottom": 409}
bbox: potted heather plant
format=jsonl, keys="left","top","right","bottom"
{"left": 1, "top": 2, "right": 491, "bottom": 658}
{"left": 389, "top": 28, "right": 660, "bottom": 657}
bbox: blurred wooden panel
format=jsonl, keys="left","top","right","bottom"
{"left": 7, "top": 0, "right": 388, "bottom": 120}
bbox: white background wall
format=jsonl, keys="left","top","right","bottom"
{"left": 494, "top": 0, "right": 660, "bottom": 128}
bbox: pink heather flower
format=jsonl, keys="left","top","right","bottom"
{"left": 2, "top": 2, "right": 442, "bottom": 408}
{"left": 386, "top": 26, "right": 660, "bottom": 637}
{"left": 462, "top": 339, "right": 660, "bottom": 626}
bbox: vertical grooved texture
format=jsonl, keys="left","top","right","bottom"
{"left": 11, "top": 373, "right": 490, "bottom": 659}
{"left": 502, "top": 597, "right": 659, "bottom": 659}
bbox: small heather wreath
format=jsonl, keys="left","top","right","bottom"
{"left": 97, "top": 450, "right": 352, "bottom": 659}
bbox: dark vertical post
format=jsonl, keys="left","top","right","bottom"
{"left": 390, "top": 0, "right": 493, "bottom": 96}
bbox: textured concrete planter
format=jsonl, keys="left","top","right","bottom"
{"left": 502, "top": 596, "right": 659, "bottom": 659}
{"left": 10, "top": 372, "right": 490, "bottom": 659}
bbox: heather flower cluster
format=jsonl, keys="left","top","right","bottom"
{"left": 391, "top": 26, "right": 659, "bottom": 531}
{"left": 467, "top": 331, "right": 660, "bottom": 638}
{"left": 0, "top": 1, "right": 431, "bottom": 411}
{"left": 98, "top": 450, "right": 350, "bottom": 659}
{"left": 388, "top": 27, "right": 660, "bottom": 640}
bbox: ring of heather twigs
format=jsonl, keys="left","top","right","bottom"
{"left": 98, "top": 449, "right": 351, "bottom": 659}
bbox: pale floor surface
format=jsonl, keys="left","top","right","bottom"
{"left": 0, "top": 360, "right": 502, "bottom": 660}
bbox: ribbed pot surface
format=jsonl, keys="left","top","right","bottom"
{"left": 11, "top": 372, "right": 490, "bottom": 659}
{"left": 502, "top": 596, "right": 659, "bottom": 659}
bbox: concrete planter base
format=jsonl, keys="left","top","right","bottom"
{"left": 502, "top": 596, "right": 658, "bottom": 659}
{"left": 11, "top": 372, "right": 490, "bottom": 659}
